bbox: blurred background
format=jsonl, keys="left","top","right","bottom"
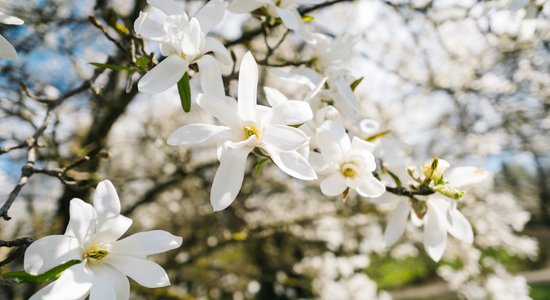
{"left": 0, "top": 0, "right": 549, "bottom": 299}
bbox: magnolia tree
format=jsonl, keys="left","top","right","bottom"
{"left": 0, "top": 0, "right": 548, "bottom": 299}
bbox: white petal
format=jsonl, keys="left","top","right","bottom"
{"left": 446, "top": 167, "right": 489, "bottom": 188}
{"left": 29, "top": 263, "right": 92, "bottom": 300}
{"left": 24, "top": 235, "right": 82, "bottom": 275}
{"left": 228, "top": 0, "right": 266, "bottom": 13}
{"left": 334, "top": 77, "right": 360, "bottom": 117}
{"left": 304, "top": 77, "right": 327, "bottom": 102}
{"left": 194, "top": 0, "right": 225, "bottom": 33}
{"left": 64, "top": 198, "right": 96, "bottom": 244}
{"left": 138, "top": 55, "right": 188, "bottom": 94}
{"left": 94, "top": 215, "right": 133, "bottom": 243}
{"left": 275, "top": 8, "right": 300, "bottom": 30}
{"left": 133, "top": 11, "right": 165, "bottom": 41}
{"left": 447, "top": 206, "right": 474, "bottom": 244}
{"left": 210, "top": 147, "right": 250, "bottom": 211}
{"left": 320, "top": 173, "right": 347, "bottom": 196}
{"left": 106, "top": 255, "right": 170, "bottom": 288}
{"left": 89, "top": 264, "right": 129, "bottom": 300}
{"left": 197, "top": 93, "right": 241, "bottom": 129}
{"left": 309, "top": 151, "right": 335, "bottom": 174}
{"left": 264, "top": 86, "right": 288, "bottom": 107}
{"left": 112, "top": 230, "right": 182, "bottom": 257}
{"left": 351, "top": 136, "right": 375, "bottom": 153}
{"left": 424, "top": 201, "right": 448, "bottom": 262}
{"left": 356, "top": 178, "right": 386, "bottom": 198}
{"left": 196, "top": 55, "right": 225, "bottom": 99}
{"left": 225, "top": 135, "right": 257, "bottom": 150}
{"left": 204, "top": 37, "right": 233, "bottom": 67}
{"left": 0, "top": 34, "right": 17, "bottom": 61}
{"left": 383, "top": 201, "right": 411, "bottom": 247}
{"left": 0, "top": 12, "right": 23, "bottom": 25}
{"left": 168, "top": 123, "right": 232, "bottom": 146}
{"left": 269, "top": 67, "right": 318, "bottom": 89}
{"left": 93, "top": 180, "right": 121, "bottom": 221}
{"left": 266, "top": 147, "right": 317, "bottom": 180}
{"left": 262, "top": 125, "right": 308, "bottom": 151}
{"left": 147, "top": 0, "right": 184, "bottom": 15}
{"left": 316, "top": 120, "right": 350, "bottom": 162}
{"left": 238, "top": 51, "right": 258, "bottom": 122}
{"left": 270, "top": 100, "right": 313, "bottom": 125}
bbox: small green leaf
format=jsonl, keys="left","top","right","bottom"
{"left": 2, "top": 260, "right": 81, "bottom": 284}
{"left": 365, "top": 130, "right": 391, "bottom": 142}
{"left": 350, "top": 77, "right": 364, "bottom": 91}
{"left": 177, "top": 72, "right": 191, "bottom": 112}
{"left": 90, "top": 62, "right": 134, "bottom": 72}
{"left": 253, "top": 158, "right": 269, "bottom": 176}
{"left": 302, "top": 15, "right": 314, "bottom": 23}
{"left": 135, "top": 56, "right": 150, "bottom": 72}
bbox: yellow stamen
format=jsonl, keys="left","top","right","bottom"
{"left": 84, "top": 243, "right": 110, "bottom": 264}
{"left": 243, "top": 125, "right": 260, "bottom": 139}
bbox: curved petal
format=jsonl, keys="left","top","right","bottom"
{"left": 196, "top": 55, "right": 225, "bottom": 99}
{"left": 262, "top": 125, "right": 308, "bottom": 151}
{"left": 309, "top": 151, "right": 335, "bottom": 175}
{"left": 29, "top": 263, "right": 92, "bottom": 300}
{"left": 65, "top": 199, "right": 96, "bottom": 244}
{"left": 383, "top": 200, "right": 411, "bottom": 247}
{"left": 194, "top": 0, "right": 225, "bottom": 33}
{"left": 270, "top": 100, "right": 313, "bottom": 125}
{"left": 446, "top": 167, "right": 489, "bottom": 188}
{"left": 351, "top": 136, "right": 375, "bottom": 153}
{"left": 94, "top": 215, "right": 133, "bottom": 243}
{"left": 228, "top": 0, "right": 266, "bottom": 13}
{"left": 264, "top": 86, "right": 288, "bottom": 107}
{"left": 210, "top": 147, "right": 250, "bottom": 211}
{"left": 89, "top": 264, "right": 129, "bottom": 300}
{"left": 447, "top": 206, "right": 474, "bottom": 244}
{"left": 266, "top": 147, "right": 317, "bottom": 180}
{"left": 356, "top": 178, "right": 386, "bottom": 198}
{"left": 106, "top": 255, "right": 170, "bottom": 288}
{"left": 334, "top": 77, "right": 360, "bottom": 117}
{"left": 316, "top": 120, "right": 350, "bottom": 162}
{"left": 320, "top": 173, "right": 347, "bottom": 196}
{"left": 204, "top": 37, "right": 232, "bottom": 67}
{"left": 112, "top": 230, "right": 182, "bottom": 257}
{"left": 275, "top": 8, "right": 300, "bottom": 30}
{"left": 168, "top": 123, "right": 232, "bottom": 146}
{"left": 147, "top": 0, "right": 184, "bottom": 15}
{"left": 424, "top": 201, "right": 448, "bottom": 262}
{"left": 134, "top": 11, "right": 165, "bottom": 41}
{"left": 196, "top": 93, "right": 241, "bottom": 129}
{"left": 93, "top": 180, "right": 121, "bottom": 221}
{"left": 24, "top": 235, "right": 82, "bottom": 275}
{"left": 0, "top": 34, "right": 17, "bottom": 61}
{"left": 0, "top": 12, "right": 23, "bottom": 25}
{"left": 138, "top": 55, "right": 188, "bottom": 94}
{"left": 238, "top": 51, "right": 258, "bottom": 122}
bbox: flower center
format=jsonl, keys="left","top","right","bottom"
{"left": 340, "top": 162, "right": 358, "bottom": 178}
{"left": 84, "top": 243, "right": 110, "bottom": 264}
{"left": 243, "top": 125, "right": 260, "bottom": 139}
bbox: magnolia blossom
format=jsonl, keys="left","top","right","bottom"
{"left": 168, "top": 51, "right": 316, "bottom": 211}
{"left": 24, "top": 180, "right": 182, "bottom": 300}
{"left": 228, "top": 0, "right": 322, "bottom": 43}
{"left": 383, "top": 160, "right": 489, "bottom": 261}
{"left": 134, "top": 0, "right": 231, "bottom": 95}
{"left": 310, "top": 120, "right": 385, "bottom": 198}
{"left": 0, "top": 11, "right": 23, "bottom": 60}
{"left": 308, "top": 33, "right": 358, "bottom": 72}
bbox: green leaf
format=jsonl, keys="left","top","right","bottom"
{"left": 177, "top": 72, "right": 191, "bottom": 113}
{"left": 302, "top": 15, "right": 314, "bottom": 23}
{"left": 365, "top": 130, "right": 391, "bottom": 142}
{"left": 253, "top": 158, "right": 269, "bottom": 176}
{"left": 350, "top": 77, "right": 364, "bottom": 91}
{"left": 2, "top": 259, "right": 81, "bottom": 284}
{"left": 90, "top": 62, "right": 134, "bottom": 72}
{"left": 135, "top": 56, "right": 150, "bottom": 72}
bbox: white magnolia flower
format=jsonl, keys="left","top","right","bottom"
{"left": 168, "top": 51, "right": 317, "bottom": 211}
{"left": 0, "top": 11, "right": 23, "bottom": 60}
{"left": 310, "top": 120, "right": 385, "bottom": 198}
{"left": 134, "top": 0, "right": 231, "bottom": 96}
{"left": 24, "top": 180, "right": 182, "bottom": 300}
{"left": 228, "top": 0, "right": 323, "bottom": 43}
{"left": 308, "top": 33, "right": 358, "bottom": 72}
{"left": 383, "top": 161, "right": 489, "bottom": 261}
